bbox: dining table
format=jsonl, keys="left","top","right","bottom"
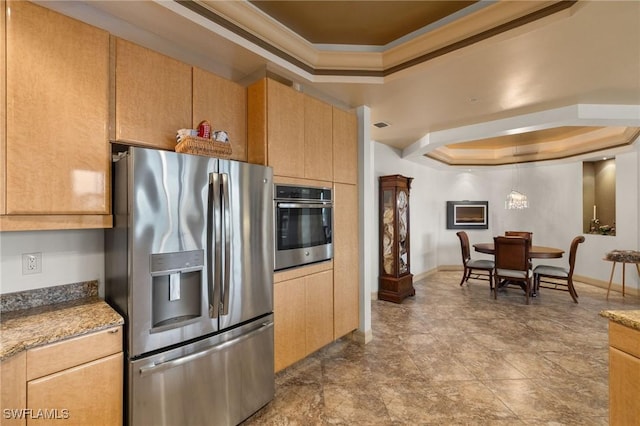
{"left": 473, "top": 242, "right": 564, "bottom": 297}
{"left": 473, "top": 243, "right": 564, "bottom": 259}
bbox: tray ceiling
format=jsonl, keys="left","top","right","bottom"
{"left": 248, "top": 1, "right": 477, "bottom": 46}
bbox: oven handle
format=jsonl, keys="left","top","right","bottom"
{"left": 137, "top": 321, "right": 274, "bottom": 377}
{"left": 276, "top": 202, "right": 332, "bottom": 209}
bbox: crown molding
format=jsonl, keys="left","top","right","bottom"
{"left": 183, "top": 0, "right": 577, "bottom": 80}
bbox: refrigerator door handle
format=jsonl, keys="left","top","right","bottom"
{"left": 221, "top": 173, "right": 231, "bottom": 315}
{"left": 208, "top": 172, "right": 222, "bottom": 318}
{"left": 138, "top": 321, "right": 274, "bottom": 377}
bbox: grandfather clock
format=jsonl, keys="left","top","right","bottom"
{"left": 379, "top": 174, "right": 415, "bottom": 303}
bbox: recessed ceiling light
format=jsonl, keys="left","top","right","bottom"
{"left": 373, "top": 121, "right": 390, "bottom": 128}
{"left": 603, "top": 156, "right": 608, "bottom": 160}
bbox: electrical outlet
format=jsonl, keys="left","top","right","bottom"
{"left": 22, "top": 252, "right": 42, "bottom": 275}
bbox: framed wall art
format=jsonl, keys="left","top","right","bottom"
{"left": 446, "top": 201, "right": 489, "bottom": 230}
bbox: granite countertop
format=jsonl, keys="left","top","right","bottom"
{"left": 0, "top": 281, "right": 124, "bottom": 361}
{"left": 600, "top": 310, "right": 640, "bottom": 332}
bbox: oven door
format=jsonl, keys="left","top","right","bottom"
{"left": 274, "top": 201, "right": 333, "bottom": 270}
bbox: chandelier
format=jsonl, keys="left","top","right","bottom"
{"left": 505, "top": 189, "right": 529, "bottom": 209}
{"left": 505, "top": 145, "right": 528, "bottom": 209}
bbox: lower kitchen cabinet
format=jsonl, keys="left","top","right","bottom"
{"left": 0, "top": 352, "right": 26, "bottom": 426}
{"left": 0, "top": 326, "right": 123, "bottom": 426}
{"left": 305, "top": 270, "right": 334, "bottom": 354}
{"left": 274, "top": 268, "right": 334, "bottom": 372}
{"left": 608, "top": 321, "right": 640, "bottom": 424}
{"left": 274, "top": 277, "right": 306, "bottom": 372}
{"left": 27, "top": 353, "right": 122, "bottom": 426}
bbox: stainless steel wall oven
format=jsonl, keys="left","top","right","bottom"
{"left": 274, "top": 184, "right": 333, "bottom": 271}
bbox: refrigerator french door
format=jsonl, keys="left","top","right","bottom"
{"left": 105, "top": 146, "right": 274, "bottom": 426}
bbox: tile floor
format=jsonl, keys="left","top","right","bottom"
{"left": 244, "top": 271, "right": 640, "bottom": 425}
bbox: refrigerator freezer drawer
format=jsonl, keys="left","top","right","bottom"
{"left": 129, "top": 316, "right": 274, "bottom": 426}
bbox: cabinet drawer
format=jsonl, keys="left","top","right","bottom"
{"left": 26, "top": 326, "right": 122, "bottom": 380}
{"left": 609, "top": 321, "right": 640, "bottom": 358}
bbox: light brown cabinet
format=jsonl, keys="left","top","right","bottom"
{"left": 2, "top": 0, "right": 111, "bottom": 231}
{"left": 0, "top": 327, "right": 123, "bottom": 426}
{"left": 274, "top": 276, "right": 306, "bottom": 372}
{"left": 304, "top": 96, "right": 334, "bottom": 182}
{"left": 193, "top": 67, "right": 247, "bottom": 162}
{"left": 113, "top": 38, "right": 192, "bottom": 150}
{"left": 274, "top": 265, "right": 334, "bottom": 372}
{"left": 248, "top": 78, "right": 305, "bottom": 177}
{"left": 0, "top": 352, "right": 26, "bottom": 426}
{"left": 27, "top": 354, "right": 122, "bottom": 426}
{"left": 608, "top": 321, "right": 640, "bottom": 424}
{"left": 333, "top": 183, "right": 360, "bottom": 338}
{"left": 248, "top": 78, "right": 337, "bottom": 180}
{"left": 333, "top": 107, "right": 358, "bottom": 185}
{"left": 305, "top": 270, "right": 335, "bottom": 354}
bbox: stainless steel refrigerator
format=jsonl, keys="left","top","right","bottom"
{"left": 105, "top": 146, "right": 274, "bottom": 426}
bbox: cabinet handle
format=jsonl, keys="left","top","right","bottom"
{"left": 108, "top": 328, "right": 120, "bottom": 334}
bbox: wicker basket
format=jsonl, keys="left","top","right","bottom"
{"left": 175, "top": 135, "right": 232, "bottom": 159}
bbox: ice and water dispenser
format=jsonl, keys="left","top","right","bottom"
{"left": 150, "top": 249, "right": 204, "bottom": 330}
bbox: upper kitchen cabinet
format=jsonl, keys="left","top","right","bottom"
{"left": 193, "top": 67, "right": 247, "bottom": 162}
{"left": 248, "top": 78, "right": 305, "bottom": 178}
{"left": 113, "top": 38, "right": 191, "bottom": 150}
{"left": 3, "top": 0, "right": 111, "bottom": 230}
{"left": 333, "top": 107, "right": 358, "bottom": 185}
{"left": 304, "top": 96, "right": 333, "bottom": 182}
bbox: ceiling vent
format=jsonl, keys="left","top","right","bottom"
{"left": 373, "top": 121, "right": 390, "bottom": 128}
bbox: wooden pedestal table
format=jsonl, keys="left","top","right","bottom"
{"left": 604, "top": 250, "right": 640, "bottom": 299}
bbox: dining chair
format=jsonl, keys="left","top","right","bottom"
{"left": 505, "top": 231, "right": 533, "bottom": 269}
{"left": 505, "top": 231, "right": 532, "bottom": 246}
{"left": 533, "top": 235, "right": 585, "bottom": 303}
{"left": 494, "top": 236, "right": 533, "bottom": 304}
{"left": 456, "top": 231, "right": 495, "bottom": 292}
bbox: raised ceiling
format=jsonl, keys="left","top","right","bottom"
{"left": 40, "top": 0, "right": 640, "bottom": 166}
{"left": 248, "top": 1, "right": 478, "bottom": 46}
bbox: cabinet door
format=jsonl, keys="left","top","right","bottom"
{"left": 267, "top": 79, "right": 304, "bottom": 178}
{"left": 5, "top": 1, "right": 110, "bottom": 215}
{"left": 1, "top": 1, "right": 6, "bottom": 216}
{"left": 27, "top": 353, "right": 122, "bottom": 426}
{"left": 0, "top": 352, "right": 26, "bottom": 426}
{"left": 114, "top": 38, "right": 191, "bottom": 150}
{"left": 274, "top": 277, "right": 306, "bottom": 372}
{"left": 333, "top": 183, "right": 360, "bottom": 338}
{"left": 304, "top": 95, "right": 333, "bottom": 181}
{"left": 332, "top": 107, "right": 358, "bottom": 185}
{"left": 193, "top": 67, "right": 247, "bottom": 162}
{"left": 610, "top": 346, "right": 640, "bottom": 425}
{"left": 305, "top": 270, "right": 334, "bottom": 353}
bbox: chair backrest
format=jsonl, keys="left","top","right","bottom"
{"left": 505, "top": 231, "right": 532, "bottom": 246}
{"left": 456, "top": 231, "right": 471, "bottom": 263}
{"left": 567, "top": 235, "right": 586, "bottom": 276}
{"left": 494, "top": 236, "right": 530, "bottom": 271}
